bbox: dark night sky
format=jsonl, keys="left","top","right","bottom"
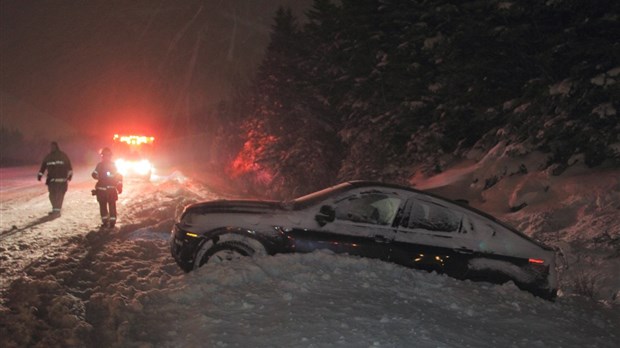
{"left": 0, "top": 0, "right": 312, "bottom": 139}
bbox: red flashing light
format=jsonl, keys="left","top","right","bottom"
{"left": 113, "top": 134, "right": 155, "bottom": 145}
{"left": 528, "top": 258, "right": 545, "bottom": 264}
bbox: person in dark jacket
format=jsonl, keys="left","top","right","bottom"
{"left": 38, "top": 141, "right": 73, "bottom": 216}
{"left": 92, "top": 147, "right": 123, "bottom": 228}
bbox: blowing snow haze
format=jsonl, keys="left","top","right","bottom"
{"left": 0, "top": 1, "right": 619, "bottom": 346}
{"left": 0, "top": 0, "right": 312, "bottom": 139}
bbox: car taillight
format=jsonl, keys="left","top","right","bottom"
{"left": 528, "top": 258, "right": 549, "bottom": 278}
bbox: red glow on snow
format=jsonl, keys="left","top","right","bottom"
{"left": 231, "top": 141, "right": 261, "bottom": 174}
{"left": 229, "top": 132, "right": 276, "bottom": 184}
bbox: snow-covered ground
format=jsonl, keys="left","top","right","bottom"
{"left": 1, "top": 161, "right": 618, "bottom": 347}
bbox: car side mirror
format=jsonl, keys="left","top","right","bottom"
{"left": 315, "top": 205, "right": 336, "bottom": 227}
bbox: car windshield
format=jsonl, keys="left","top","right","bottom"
{"left": 290, "top": 182, "right": 352, "bottom": 209}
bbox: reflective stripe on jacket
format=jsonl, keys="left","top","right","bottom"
{"left": 39, "top": 150, "right": 72, "bottom": 181}
{"left": 49, "top": 178, "right": 68, "bottom": 183}
{"left": 93, "top": 160, "right": 122, "bottom": 189}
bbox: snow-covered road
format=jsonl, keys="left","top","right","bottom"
{"left": 0, "top": 166, "right": 208, "bottom": 293}
{"left": 1, "top": 166, "right": 103, "bottom": 291}
{"left": 0, "top": 165, "right": 618, "bottom": 347}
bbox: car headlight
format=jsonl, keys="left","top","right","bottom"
{"left": 115, "top": 159, "right": 152, "bottom": 175}
{"left": 134, "top": 160, "right": 152, "bottom": 175}
{"left": 115, "top": 159, "right": 128, "bottom": 176}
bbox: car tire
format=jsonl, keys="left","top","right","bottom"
{"left": 200, "top": 241, "right": 255, "bottom": 266}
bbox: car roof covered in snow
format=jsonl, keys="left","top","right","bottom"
{"left": 292, "top": 180, "right": 553, "bottom": 250}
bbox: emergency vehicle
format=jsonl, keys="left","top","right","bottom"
{"left": 112, "top": 134, "right": 155, "bottom": 181}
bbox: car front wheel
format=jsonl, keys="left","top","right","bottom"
{"left": 200, "top": 241, "right": 255, "bottom": 266}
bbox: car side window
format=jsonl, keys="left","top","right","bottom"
{"left": 335, "top": 194, "right": 402, "bottom": 226}
{"left": 405, "top": 200, "right": 461, "bottom": 232}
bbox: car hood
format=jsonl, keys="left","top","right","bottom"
{"left": 184, "top": 199, "right": 287, "bottom": 216}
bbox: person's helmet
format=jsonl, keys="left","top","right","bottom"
{"left": 100, "top": 147, "right": 112, "bottom": 157}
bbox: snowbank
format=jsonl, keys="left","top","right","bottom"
{"left": 2, "top": 242, "right": 618, "bottom": 347}
{"left": 1, "top": 166, "right": 618, "bottom": 347}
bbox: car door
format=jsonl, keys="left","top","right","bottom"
{"left": 289, "top": 191, "right": 402, "bottom": 262}
{"left": 390, "top": 196, "right": 476, "bottom": 277}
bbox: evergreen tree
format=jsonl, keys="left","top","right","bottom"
{"left": 235, "top": 6, "right": 341, "bottom": 198}
{"left": 216, "top": 0, "right": 618, "bottom": 195}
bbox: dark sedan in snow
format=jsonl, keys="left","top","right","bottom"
{"left": 170, "top": 181, "right": 557, "bottom": 299}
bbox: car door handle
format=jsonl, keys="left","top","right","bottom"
{"left": 455, "top": 247, "right": 474, "bottom": 254}
{"left": 374, "top": 235, "right": 390, "bottom": 243}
